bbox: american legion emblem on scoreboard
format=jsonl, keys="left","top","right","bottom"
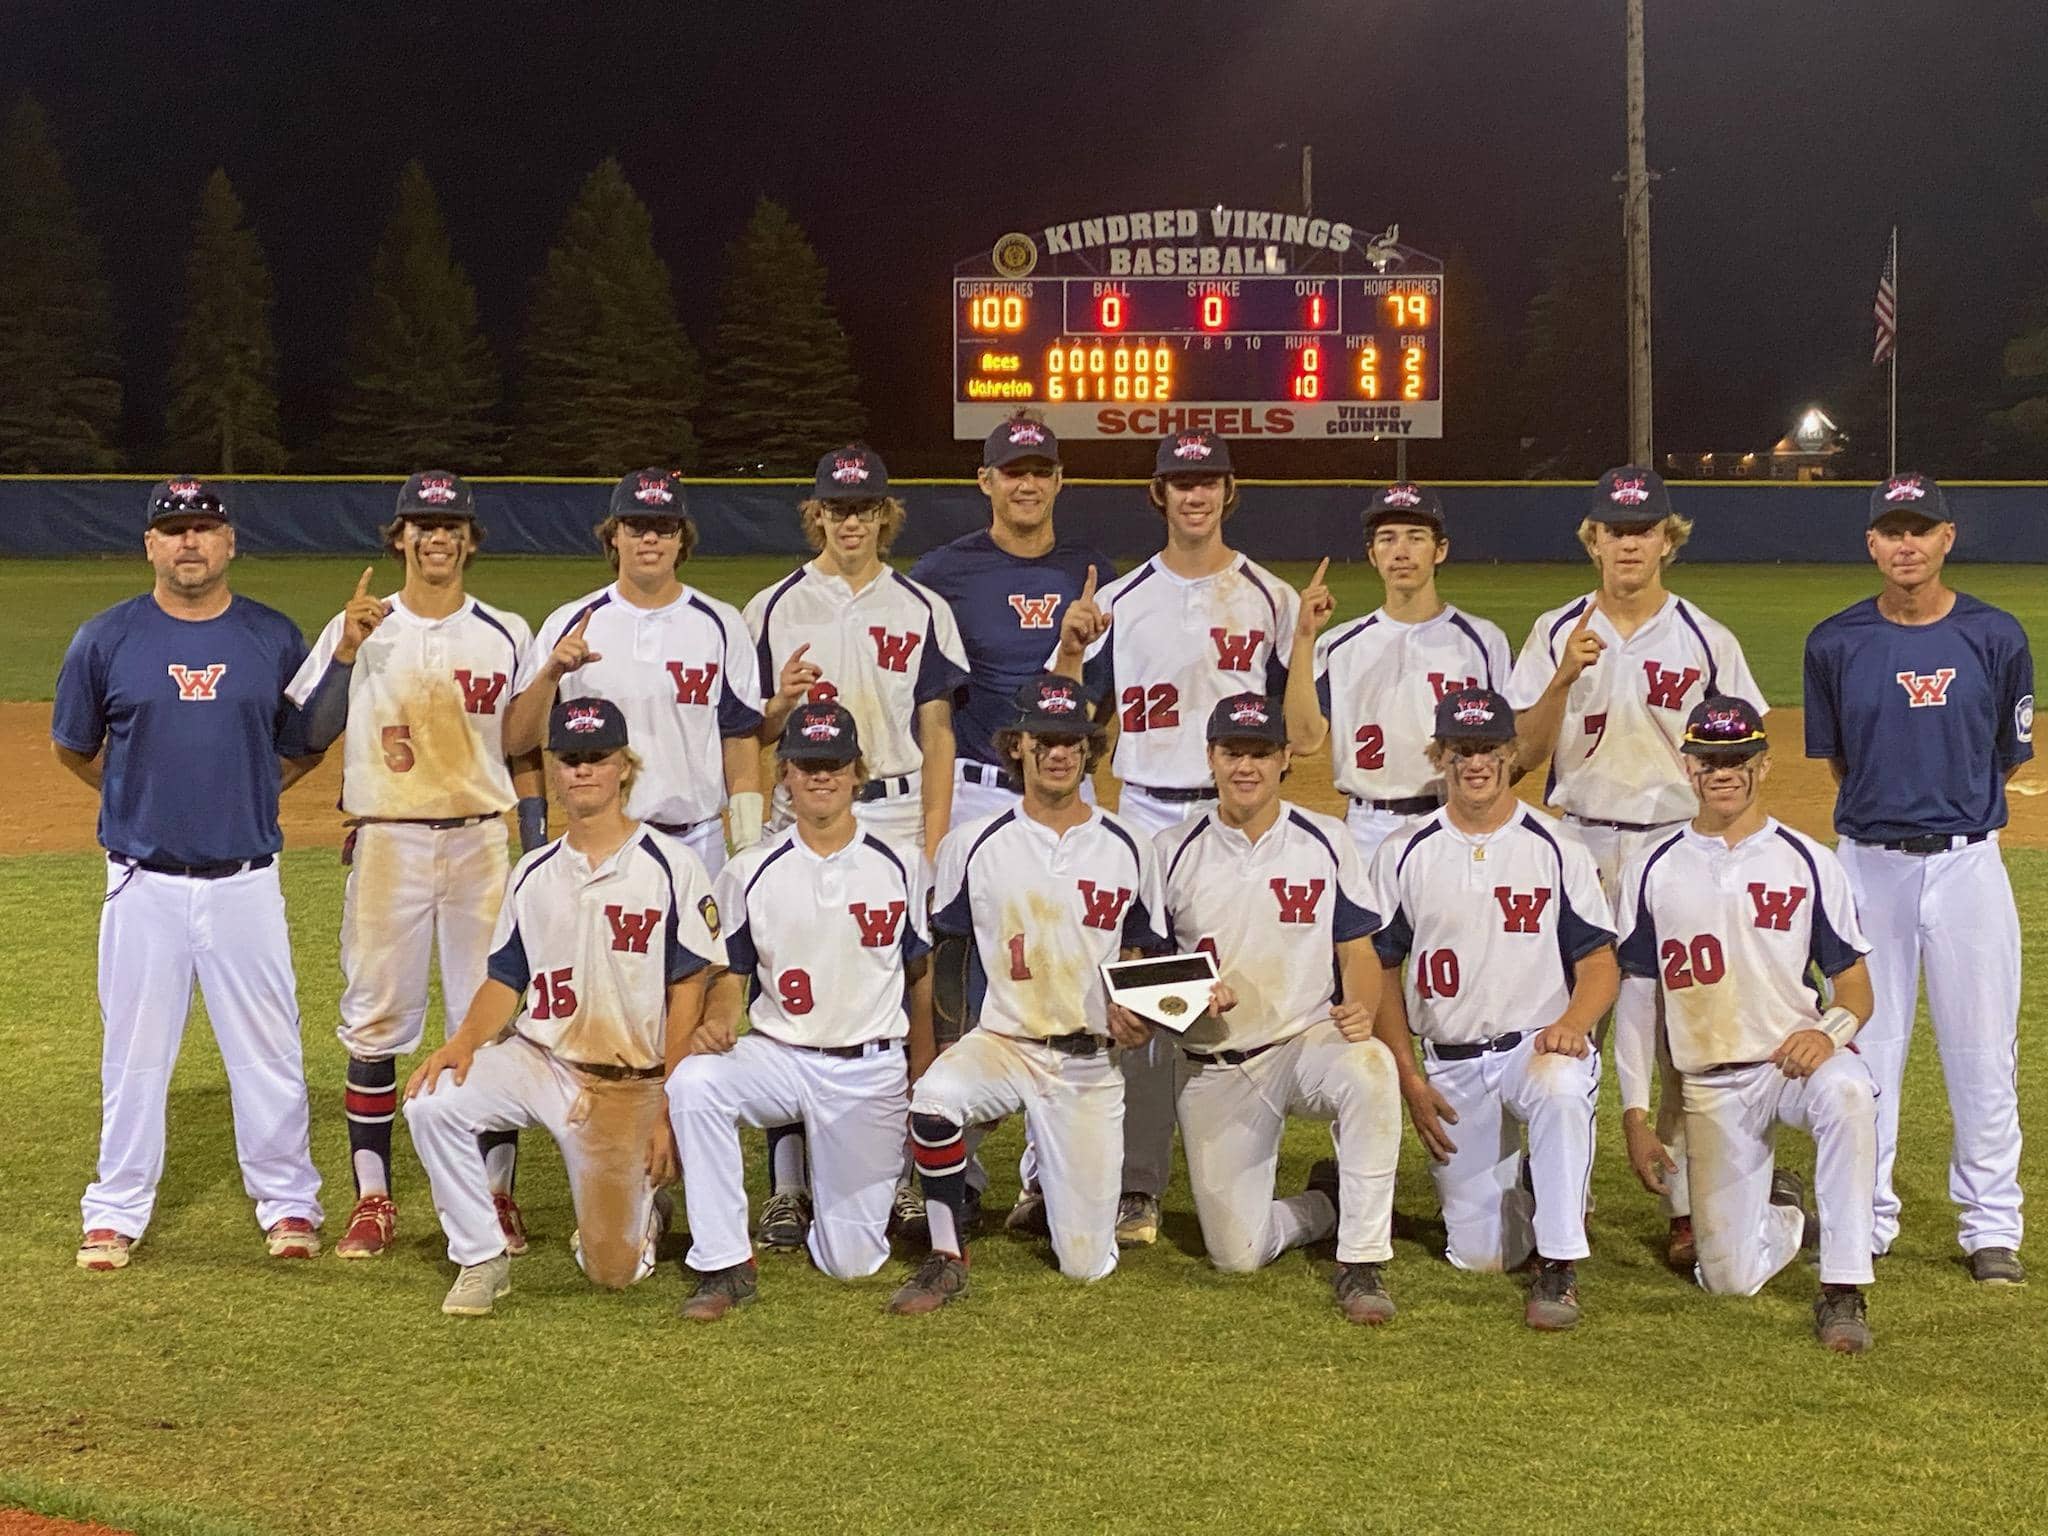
{"left": 955, "top": 206, "right": 1442, "bottom": 442}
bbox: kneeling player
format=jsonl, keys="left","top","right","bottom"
{"left": 404, "top": 698, "right": 723, "bottom": 1316}
{"left": 1371, "top": 689, "right": 1618, "bottom": 1330}
{"left": 668, "top": 702, "right": 935, "bottom": 1319}
{"left": 1614, "top": 696, "right": 1878, "bottom": 1353}
{"left": 1158, "top": 694, "right": 1401, "bottom": 1323}
{"left": 889, "top": 676, "right": 1167, "bottom": 1312}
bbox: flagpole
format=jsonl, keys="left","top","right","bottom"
{"left": 1888, "top": 225, "right": 1898, "bottom": 476}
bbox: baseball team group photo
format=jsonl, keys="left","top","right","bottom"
{"left": 4, "top": 4, "right": 2046, "bottom": 1534}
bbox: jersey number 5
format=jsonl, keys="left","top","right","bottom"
{"left": 381, "top": 724, "right": 415, "bottom": 773}
{"left": 529, "top": 968, "right": 577, "bottom": 1020}
{"left": 1120, "top": 683, "right": 1180, "bottom": 733}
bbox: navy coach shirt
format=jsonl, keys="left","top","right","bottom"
{"left": 52, "top": 594, "right": 312, "bottom": 865}
{"left": 1803, "top": 593, "right": 2035, "bottom": 842}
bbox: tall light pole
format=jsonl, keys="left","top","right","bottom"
{"left": 1623, "top": 0, "right": 1655, "bottom": 465}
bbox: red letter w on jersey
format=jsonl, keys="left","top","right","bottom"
{"left": 1642, "top": 662, "right": 1702, "bottom": 711}
{"left": 1895, "top": 668, "right": 1957, "bottom": 707}
{"left": 867, "top": 628, "right": 922, "bottom": 673}
{"left": 848, "top": 900, "right": 906, "bottom": 947}
{"left": 1269, "top": 877, "right": 1326, "bottom": 923}
{"left": 666, "top": 661, "right": 721, "bottom": 705}
{"left": 167, "top": 663, "right": 226, "bottom": 700}
{"left": 454, "top": 670, "right": 507, "bottom": 715}
{"left": 1009, "top": 594, "right": 1060, "bottom": 629}
{"left": 1210, "top": 628, "right": 1267, "bottom": 672}
{"left": 1493, "top": 886, "right": 1553, "bottom": 933}
{"left": 604, "top": 905, "right": 662, "bottom": 954}
{"left": 1746, "top": 883, "right": 1808, "bottom": 930}
{"left": 1077, "top": 880, "right": 1133, "bottom": 931}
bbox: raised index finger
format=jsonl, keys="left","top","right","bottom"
{"left": 1311, "top": 557, "right": 1331, "bottom": 587}
{"left": 354, "top": 565, "right": 375, "bottom": 598}
{"left": 1081, "top": 564, "right": 1098, "bottom": 600}
{"left": 569, "top": 610, "right": 593, "bottom": 638}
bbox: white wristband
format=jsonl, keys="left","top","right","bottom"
{"left": 1817, "top": 1005, "right": 1860, "bottom": 1047}
{"left": 726, "top": 791, "right": 765, "bottom": 852}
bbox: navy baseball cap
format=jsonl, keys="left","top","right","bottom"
{"left": 814, "top": 444, "right": 888, "bottom": 501}
{"left": 1681, "top": 695, "right": 1769, "bottom": 758}
{"left": 610, "top": 467, "right": 686, "bottom": 519}
{"left": 1868, "top": 471, "right": 1950, "bottom": 526}
{"left": 148, "top": 477, "right": 229, "bottom": 526}
{"left": 1155, "top": 429, "right": 1234, "bottom": 477}
{"left": 549, "top": 696, "right": 630, "bottom": 755}
{"left": 1009, "top": 673, "right": 1092, "bottom": 736}
{"left": 396, "top": 470, "right": 475, "bottom": 518}
{"left": 1365, "top": 481, "right": 1445, "bottom": 533}
{"left": 1589, "top": 465, "right": 1673, "bottom": 524}
{"left": 779, "top": 701, "right": 862, "bottom": 764}
{"left": 1433, "top": 686, "right": 1517, "bottom": 744}
{"left": 1206, "top": 692, "right": 1287, "bottom": 747}
{"left": 983, "top": 414, "right": 1061, "bottom": 468}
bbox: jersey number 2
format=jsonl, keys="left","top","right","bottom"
{"left": 1120, "top": 684, "right": 1180, "bottom": 733}
{"left": 1353, "top": 725, "right": 1386, "bottom": 770}
{"left": 529, "top": 968, "right": 577, "bottom": 1020}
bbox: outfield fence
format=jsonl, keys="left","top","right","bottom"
{"left": 2, "top": 476, "right": 2043, "bottom": 563}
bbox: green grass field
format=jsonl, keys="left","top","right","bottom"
{"left": 2, "top": 555, "right": 2045, "bottom": 1535}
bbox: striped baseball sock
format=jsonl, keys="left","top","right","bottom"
{"left": 344, "top": 1056, "right": 397, "bottom": 1197}
{"left": 478, "top": 1130, "right": 519, "bottom": 1196}
{"left": 910, "top": 1112, "right": 969, "bottom": 1258}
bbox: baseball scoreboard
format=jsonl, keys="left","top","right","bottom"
{"left": 953, "top": 206, "right": 1444, "bottom": 442}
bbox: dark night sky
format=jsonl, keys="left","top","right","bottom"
{"left": 5, "top": 0, "right": 2044, "bottom": 472}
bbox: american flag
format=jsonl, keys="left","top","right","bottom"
{"left": 1872, "top": 230, "right": 1897, "bottom": 366}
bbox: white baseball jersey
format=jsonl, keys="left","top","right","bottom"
{"left": 1315, "top": 604, "right": 1512, "bottom": 802}
{"left": 287, "top": 594, "right": 534, "bottom": 818}
{"left": 1615, "top": 818, "right": 1869, "bottom": 1074}
{"left": 716, "top": 825, "right": 932, "bottom": 1048}
{"left": 1066, "top": 554, "right": 1300, "bottom": 790}
{"left": 743, "top": 565, "right": 970, "bottom": 779}
{"left": 1371, "top": 806, "right": 1615, "bottom": 1046}
{"left": 1155, "top": 804, "right": 1382, "bottom": 1052}
{"left": 932, "top": 807, "right": 1167, "bottom": 1041}
{"left": 526, "top": 584, "right": 764, "bottom": 827}
{"left": 1505, "top": 593, "right": 1764, "bottom": 826}
{"left": 485, "top": 826, "right": 726, "bottom": 1071}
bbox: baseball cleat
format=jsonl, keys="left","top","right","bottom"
{"left": 1967, "top": 1247, "right": 2027, "bottom": 1286}
{"left": 265, "top": 1217, "right": 321, "bottom": 1260}
{"left": 1332, "top": 1261, "right": 1395, "bottom": 1325}
{"left": 680, "top": 1260, "right": 758, "bottom": 1321}
{"left": 755, "top": 1191, "right": 812, "bottom": 1251}
{"left": 1666, "top": 1216, "right": 1696, "bottom": 1272}
{"left": 336, "top": 1194, "right": 397, "bottom": 1260}
{"left": 1115, "top": 1192, "right": 1160, "bottom": 1248}
{"left": 888, "top": 1252, "right": 969, "bottom": 1316}
{"left": 441, "top": 1253, "right": 512, "bottom": 1316}
{"left": 1525, "top": 1259, "right": 1582, "bottom": 1331}
{"left": 76, "top": 1229, "right": 134, "bottom": 1272}
{"left": 1005, "top": 1189, "right": 1050, "bottom": 1237}
{"left": 493, "top": 1193, "right": 529, "bottom": 1257}
{"left": 889, "top": 1181, "right": 930, "bottom": 1247}
{"left": 1812, "top": 1286, "right": 1873, "bottom": 1354}
{"left": 961, "top": 1184, "right": 985, "bottom": 1234}
{"left": 1769, "top": 1168, "right": 1819, "bottom": 1251}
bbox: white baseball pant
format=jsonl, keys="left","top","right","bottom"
{"left": 949, "top": 760, "right": 1096, "bottom": 827}
{"left": 1571, "top": 814, "right": 1690, "bottom": 1222}
{"left": 1681, "top": 1052, "right": 1878, "bottom": 1293}
{"left": 83, "top": 858, "right": 323, "bottom": 1238}
{"left": 1836, "top": 836, "right": 2023, "bottom": 1256}
{"left": 911, "top": 1028, "right": 1124, "bottom": 1281}
{"left": 659, "top": 817, "right": 726, "bottom": 878}
{"left": 1423, "top": 1031, "right": 1600, "bottom": 1271}
{"left": 1341, "top": 800, "right": 1437, "bottom": 869}
{"left": 337, "top": 818, "right": 508, "bottom": 1057}
{"left": 1175, "top": 1022, "right": 1401, "bottom": 1270}
{"left": 404, "top": 1035, "right": 665, "bottom": 1285}
{"left": 770, "top": 772, "right": 925, "bottom": 861}
{"left": 667, "top": 1032, "right": 906, "bottom": 1279}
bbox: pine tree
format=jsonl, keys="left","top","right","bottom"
{"left": 325, "top": 161, "right": 503, "bottom": 470}
{"left": 0, "top": 93, "right": 122, "bottom": 470}
{"left": 164, "top": 170, "right": 285, "bottom": 472}
{"left": 514, "top": 158, "right": 699, "bottom": 473}
{"left": 698, "top": 196, "right": 864, "bottom": 474}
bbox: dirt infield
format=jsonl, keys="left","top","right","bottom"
{"left": 3, "top": 700, "right": 2043, "bottom": 856}
{"left": 0, "top": 1513, "right": 126, "bottom": 1536}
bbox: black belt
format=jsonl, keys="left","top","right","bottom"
{"left": 959, "top": 762, "right": 1021, "bottom": 794}
{"left": 1042, "top": 1032, "right": 1106, "bottom": 1057}
{"left": 1430, "top": 1030, "right": 1525, "bottom": 1062}
{"left": 356, "top": 813, "right": 497, "bottom": 831}
{"left": 855, "top": 776, "right": 914, "bottom": 804}
{"left": 779, "top": 1036, "right": 903, "bottom": 1060}
{"left": 112, "top": 853, "right": 274, "bottom": 880}
{"left": 1132, "top": 784, "right": 1220, "bottom": 805}
{"left": 649, "top": 819, "right": 709, "bottom": 837}
{"left": 567, "top": 1060, "right": 664, "bottom": 1082}
{"left": 1184, "top": 1041, "right": 1279, "bottom": 1066}
{"left": 1566, "top": 814, "right": 1670, "bottom": 833}
{"left": 1877, "top": 832, "right": 1990, "bottom": 855}
{"left": 1352, "top": 794, "right": 1442, "bottom": 816}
